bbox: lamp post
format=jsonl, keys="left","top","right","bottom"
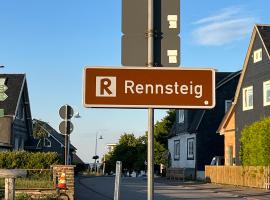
{"left": 94, "top": 133, "right": 103, "bottom": 174}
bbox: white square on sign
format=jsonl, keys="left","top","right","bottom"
{"left": 96, "top": 76, "right": 117, "bottom": 97}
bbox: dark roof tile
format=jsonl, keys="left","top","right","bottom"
{"left": 257, "top": 25, "right": 270, "bottom": 55}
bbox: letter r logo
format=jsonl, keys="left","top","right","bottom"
{"left": 96, "top": 76, "right": 116, "bottom": 97}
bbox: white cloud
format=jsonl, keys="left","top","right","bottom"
{"left": 192, "top": 6, "right": 258, "bottom": 46}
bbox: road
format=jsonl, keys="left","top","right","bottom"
{"left": 75, "top": 176, "right": 270, "bottom": 200}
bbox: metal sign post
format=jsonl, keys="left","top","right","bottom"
{"left": 147, "top": 0, "right": 154, "bottom": 199}
{"left": 59, "top": 105, "right": 74, "bottom": 165}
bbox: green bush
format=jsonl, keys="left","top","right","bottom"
{"left": 15, "top": 193, "right": 30, "bottom": 200}
{"left": 0, "top": 151, "right": 60, "bottom": 169}
{"left": 240, "top": 117, "right": 270, "bottom": 165}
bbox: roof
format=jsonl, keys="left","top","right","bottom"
{"left": 33, "top": 119, "right": 77, "bottom": 150}
{"left": 257, "top": 25, "right": 270, "bottom": 56}
{"left": 170, "top": 71, "right": 241, "bottom": 137}
{"left": 218, "top": 24, "right": 270, "bottom": 134}
{"left": 73, "top": 153, "right": 85, "bottom": 164}
{"left": 0, "top": 74, "right": 25, "bottom": 116}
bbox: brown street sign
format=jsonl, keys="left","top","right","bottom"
{"left": 83, "top": 67, "right": 216, "bottom": 109}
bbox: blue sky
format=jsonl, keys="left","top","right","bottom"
{"left": 0, "top": 0, "right": 269, "bottom": 162}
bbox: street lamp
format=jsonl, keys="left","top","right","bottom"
{"left": 68, "top": 109, "right": 81, "bottom": 164}
{"left": 74, "top": 111, "right": 81, "bottom": 118}
{"left": 93, "top": 133, "right": 103, "bottom": 174}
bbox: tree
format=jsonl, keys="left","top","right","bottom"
{"left": 104, "top": 109, "right": 176, "bottom": 173}
{"left": 240, "top": 117, "right": 270, "bottom": 165}
{"left": 33, "top": 121, "right": 48, "bottom": 139}
{"left": 104, "top": 133, "right": 146, "bottom": 175}
{"left": 154, "top": 109, "right": 175, "bottom": 165}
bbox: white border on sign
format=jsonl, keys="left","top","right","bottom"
{"left": 82, "top": 66, "right": 216, "bottom": 109}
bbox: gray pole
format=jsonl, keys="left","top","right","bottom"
{"left": 147, "top": 0, "right": 154, "bottom": 199}
{"left": 114, "top": 161, "right": 122, "bottom": 200}
{"left": 95, "top": 132, "right": 98, "bottom": 174}
{"left": 65, "top": 105, "right": 68, "bottom": 165}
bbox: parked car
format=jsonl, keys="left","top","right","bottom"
{"left": 210, "top": 156, "right": 224, "bottom": 166}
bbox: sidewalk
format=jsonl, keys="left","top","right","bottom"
{"left": 155, "top": 177, "right": 270, "bottom": 200}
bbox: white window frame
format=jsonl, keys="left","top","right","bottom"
{"left": 225, "top": 100, "right": 232, "bottom": 113}
{"left": 44, "top": 138, "right": 51, "bottom": 148}
{"left": 263, "top": 80, "right": 270, "bottom": 106}
{"left": 242, "top": 86, "right": 253, "bottom": 111}
{"left": 253, "top": 48, "right": 262, "bottom": 63}
{"left": 174, "top": 140, "right": 180, "bottom": 160}
{"left": 187, "top": 138, "right": 195, "bottom": 160}
{"left": 178, "top": 110, "right": 184, "bottom": 124}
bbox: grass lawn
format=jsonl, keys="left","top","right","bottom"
{"left": 0, "top": 177, "right": 54, "bottom": 189}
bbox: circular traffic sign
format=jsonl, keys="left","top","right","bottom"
{"left": 59, "top": 121, "right": 74, "bottom": 135}
{"left": 59, "top": 105, "right": 74, "bottom": 120}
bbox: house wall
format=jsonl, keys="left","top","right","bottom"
{"left": 41, "top": 135, "right": 74, "bottom": 163}
{"left": 223, "top": 112, "right": 236, "bottom": 166}
{"left": 0, "top": 117, "right": 12, "bottom": 146}
{"left": 196, "top": 74, "right": 239, "bottom": 171}
{"left": 13, "top": 98, "right": 30, "bottom": 150}
{"left": 235, "top": 33, "right": 270, "bottom": 164}
{"left": 168, "top": 134, "right": 196, "bottom": 169}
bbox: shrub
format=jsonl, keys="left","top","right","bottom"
{"left": 240, "top": 117, "right": 270, "bottom": 166}
{"left": 0, "top": 151, "right": 60, "bottom": 169}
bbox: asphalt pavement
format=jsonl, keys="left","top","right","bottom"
{"left": 74, "top": 176, "right": 270, "bottom": 200}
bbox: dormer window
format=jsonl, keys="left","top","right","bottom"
{"left": 253, "top": 48, "right": 262, "bottom": 63}
{"left": 178, "top": 110, "right": 184, "bottom": 124}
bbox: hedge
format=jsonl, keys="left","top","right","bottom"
{"left": 0, "top": 151, "right": 60, "bottom": 169}
{"left": 240, "top": 117, "right": 270, "bottom": 166}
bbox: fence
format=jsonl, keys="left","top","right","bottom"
{"left": 0, "top": 169, "right": 54, "bottom": 190}
{"left": 205, "top": 166, "right": 270, "bottom": 189}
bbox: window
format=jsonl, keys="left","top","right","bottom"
{"left": 14, "top": 137, "right": 20, "bottom": 150}
{"left": 178, "top": 110, "right": 184, "bottom": 123}
{"left": 263, "top": 80, "right": 270, "bottom": 106}
{"left": 225, "top": 100, "right": 232, "bottom": 112}
{"left": 253, "top": 48, "right": 262, "bottom": 63}
{"left": 174, "top": 140, "right": 180, "bottom": 160}
{"left": 44, "top": 138, "right": 51, "bottom": 147}
{"left": 242, "top": 86, "right": 253, "bottom": 111}
{"left": 17, "top": 102, "right": 25, "bottom": 120}
{"left": 187, "top": 138, "right": 195, "bottom": 160}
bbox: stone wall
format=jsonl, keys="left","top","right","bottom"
{"left": 52, "top": 165, "right": 75, "bottom": 200}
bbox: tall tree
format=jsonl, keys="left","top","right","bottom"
{"left": 154, "top": 109, "right": 176, "bottom": 165}
{"left": 105, "top": 133, "right": 146, "bottom": 174}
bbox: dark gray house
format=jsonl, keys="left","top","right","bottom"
{"left": 32, "top": 119, "right": 77, "bottom": 163}
{"left": 168, "top": 71, "right": 240, "bottom": 180}
{"left": 218, "top": 24, "right": 270, "bottom": 165}
{"left": 0, "top": 74, "right": 33, "bottom": 150}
